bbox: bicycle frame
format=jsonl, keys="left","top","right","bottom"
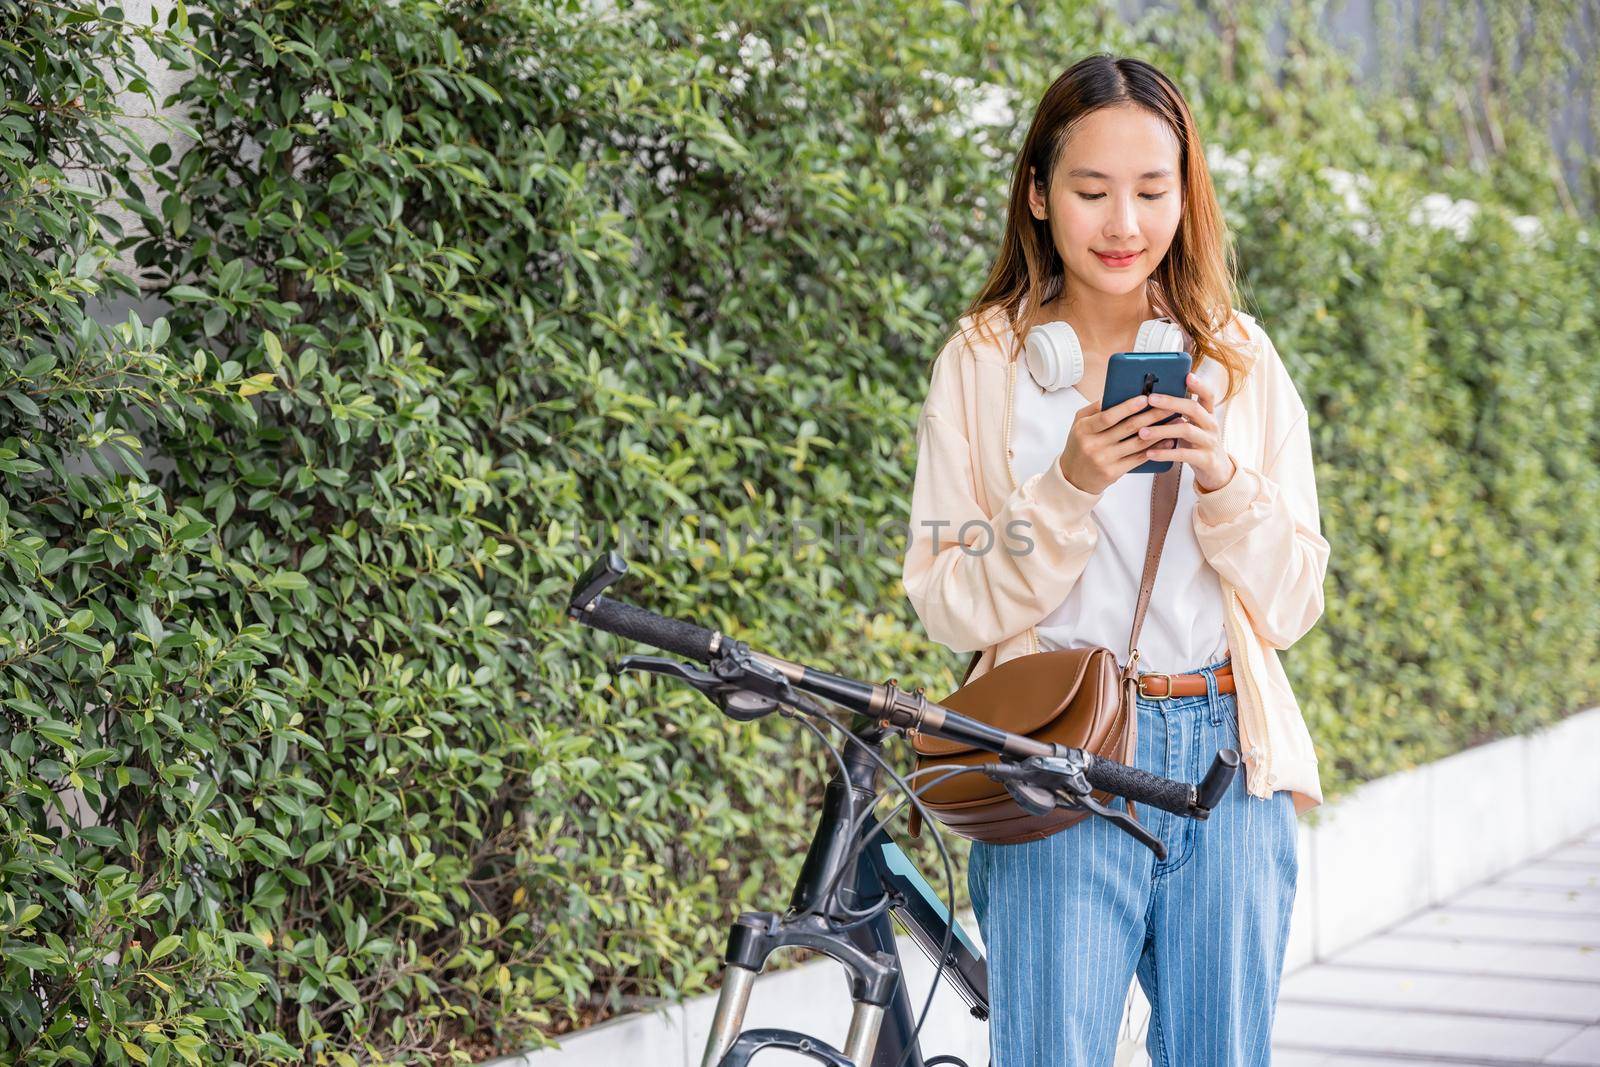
{"left": 700, "top": 718, "right": 989, "bottom": 1067}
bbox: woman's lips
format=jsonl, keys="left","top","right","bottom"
{"left": 1094, "top": 250, "right": 1141, "bottom": 268}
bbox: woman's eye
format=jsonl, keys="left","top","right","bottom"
{"left": 1075, "top": 192, "right": 1167, "bottom": 201}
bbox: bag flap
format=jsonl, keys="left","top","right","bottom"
{"left": 912, "top": 647, "right": 1110, "bottom": 757}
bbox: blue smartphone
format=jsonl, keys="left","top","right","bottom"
{"left": 1103, "top": 351, "right": 1192, "bottom": 474}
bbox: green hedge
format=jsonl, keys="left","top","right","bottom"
{"left": 2, "top": 0, "right": 1597, "bottom": 1063}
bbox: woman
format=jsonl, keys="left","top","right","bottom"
{"left": 900, "top": 54, "right": 1331, "bottom": 1066}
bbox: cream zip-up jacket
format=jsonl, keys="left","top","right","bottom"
{"left": 901, "top": 304, "right": 1330, "bottom": 814}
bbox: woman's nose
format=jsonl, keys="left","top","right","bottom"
{"left": 1107, "top": 195, "right": 1139, "bottom": 237}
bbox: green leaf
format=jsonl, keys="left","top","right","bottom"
{"left": 61, "top": 631, "right": 102, "bottom": 652}
{"left": 147, "top": 934, "right": 182, "bottom": 963}
{"left": 34, "top": 720, "right": 79, "bottom": 746}
{"left": 202, "top": 306, "right": 228, "bottom": 337}
{"left": 264, "top": 570, "right": 308, "bottom": 591}
{"left": 2, "top": 943, "right": 58, "bottom": 969}
{"left": 262, "top": 329, "right": 285, "bottom": 367}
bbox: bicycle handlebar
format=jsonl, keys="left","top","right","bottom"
{"left": 579, "top": 596, "right": 722, "bottom": 663}
{"left": 566, "top": 550, "right": 1231, "bottom": 822}
{"left": 1083, "top": 756, "right": 1197, "bottom": 816}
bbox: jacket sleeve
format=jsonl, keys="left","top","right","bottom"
{"left": 901, "top": 343, "right": 1106, "bottom": 653}
{"left": 1192, "top": 334, "right": 1331, "bottom": 650}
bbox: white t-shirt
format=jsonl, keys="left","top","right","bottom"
{"left": 1010, "top": 356, "right": 1231, "bottom": 675}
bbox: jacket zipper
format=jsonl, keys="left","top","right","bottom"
{"left": 1216, "top": 384, "right": 1271, "bottom": 790}
{"left": 1002, "top": 357, "right": 1039, "bottom": 655}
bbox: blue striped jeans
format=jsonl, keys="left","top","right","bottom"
{"left": 968, "top": 655, "right": 1298, "bottom": 1067}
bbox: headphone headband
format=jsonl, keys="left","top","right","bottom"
{"left": 1023, "top": 317, "right": 1190, "bottom": 392}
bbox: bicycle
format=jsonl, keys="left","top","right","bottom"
{"left": 567, "top": 550, "right": 1241, "bottom": 1067}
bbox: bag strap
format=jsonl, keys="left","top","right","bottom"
{"left": 1118, "top": 324, "right": 1192, "bottom": 672}
{"left": 1124, "top": 464, "right": 1181, "bottom": 674}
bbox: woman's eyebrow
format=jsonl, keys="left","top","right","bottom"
{"left": 1067, "top": 167, "right": 1174, "bottom": 179}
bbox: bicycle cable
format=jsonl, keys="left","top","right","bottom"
{"left": 820, "top": 765, "right": 976, "bottom": 928}
{"left": 778, "top": 691, "right": 959, "bottom": 1067}
{"left": 811, "top": 762, "right": 984, "bottom": 927}
{"left": 779, "top": 700, "right": 859, "bottom": 888}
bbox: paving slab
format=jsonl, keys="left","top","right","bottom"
{"left": 1273, "top": 1002, "right": 1583, "bottom": 1062}
{"left": 1279, "top": 963, "right": 1600, "bottom": 1023}
{"left": 1544, "top": 1024, "right": 1600, "bottom": 1064}
{"left": 1389, "top": 905, "right": 1600, "bottom": 946}
{"left": 1332, "top": 934, "right": 1600, "bottom": 983}
{"left": 1452, "top": 883, "right": 1600, "bottom": 917}
{"left": 1499, "top": 862, "right": 1600, "bottom": 891}
{"left": 1273, "top": 1056, "right": 1452, "bottom": 1067}
{"left": 1274, "top": 824, "right": 1600, "bottom": 1064}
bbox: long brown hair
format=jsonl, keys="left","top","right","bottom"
{"left": 961, "top": 53, "right": 1254, "bottom": 400}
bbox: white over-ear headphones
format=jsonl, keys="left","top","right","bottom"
{"left": 1023, "top": 316, "right": 1189, "bottom": 392}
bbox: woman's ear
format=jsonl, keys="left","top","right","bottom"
{"left": 1028, "top": 165, "right": 1047, "bottom": 220}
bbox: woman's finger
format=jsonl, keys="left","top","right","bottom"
{"left": 1086, "top": 393, "right": 1149, "bottom": 431}
{"left": 1114, "top": 417, "right": 1190, "bottom": 458}
{"left": 1148, "top": 391, "right": 1215, "bottom": 429}
{"left": 1185, "top": 372, "right": 1217, "bottom": 413}
{"left": 1136, "top": 419, "right": 1208, "bottom": 443}
{"left": 1144, "top": 445, "right": 1209, "bottom": 462}
{"left": 1110, "top": 405, "right": 1190, "bottom": 439}
{"left": 1111, "top": 431, "right": 1165, "bottom": 459}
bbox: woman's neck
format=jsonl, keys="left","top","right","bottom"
{"left": 1048, "top": 284, "right": 1158, "bottom": 354}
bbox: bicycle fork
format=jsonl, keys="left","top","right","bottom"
{"left": 700, "top": 911, "right": 899, "bottom": 1067}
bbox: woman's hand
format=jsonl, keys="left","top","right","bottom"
{"left": 1057, "top": 393, "right": 1180, "bottom": 495}
{"left": 1139, "top": 372, "right": 1237, "bottom": 491}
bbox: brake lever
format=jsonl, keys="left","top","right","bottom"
{"left": 1004, "top": 779, "right": 1059, "bottom": 817}
{"left": 1061, "top": 790, "right": 1167, "bottom": 861}
{"left": 618, "top": 654, "right": 781, "bottom": 722}
{"left": 988, "top": 757, "right": 1169, "bottom": 861}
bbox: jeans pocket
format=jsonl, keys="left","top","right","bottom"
{"left": 1214, "top": 695, "right": 1242, "bottom": 748}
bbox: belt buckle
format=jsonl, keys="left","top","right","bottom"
{"left": 1139, "top": 672, "right": 1177, "bottom": 701}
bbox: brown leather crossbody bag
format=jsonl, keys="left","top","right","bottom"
{"left": 908, "top": 464, "right": 1182, "bottom": 844}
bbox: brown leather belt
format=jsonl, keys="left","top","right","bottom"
{"left": 1136, "top": 661, "right": 1234, "bottom": 700}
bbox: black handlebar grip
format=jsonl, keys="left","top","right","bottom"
{"left": 1084, "top": 756, "right": 1195, "bottom": 816}
{"left": 578, "top": 597, "right": 721, "bottom": 662}
{"left": 1195, "top": 750, "right": 1241, "bottom": 813}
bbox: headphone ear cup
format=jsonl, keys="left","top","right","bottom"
{"left": 1023, "top": 320, "right": 1085, "bottom": 392}
{"left": 1133, "top": 317, "right": 1188, "bottom": 354}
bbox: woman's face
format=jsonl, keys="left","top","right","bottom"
{"left": 1028, "top": 103, "right": 1183, "bottom": 305}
